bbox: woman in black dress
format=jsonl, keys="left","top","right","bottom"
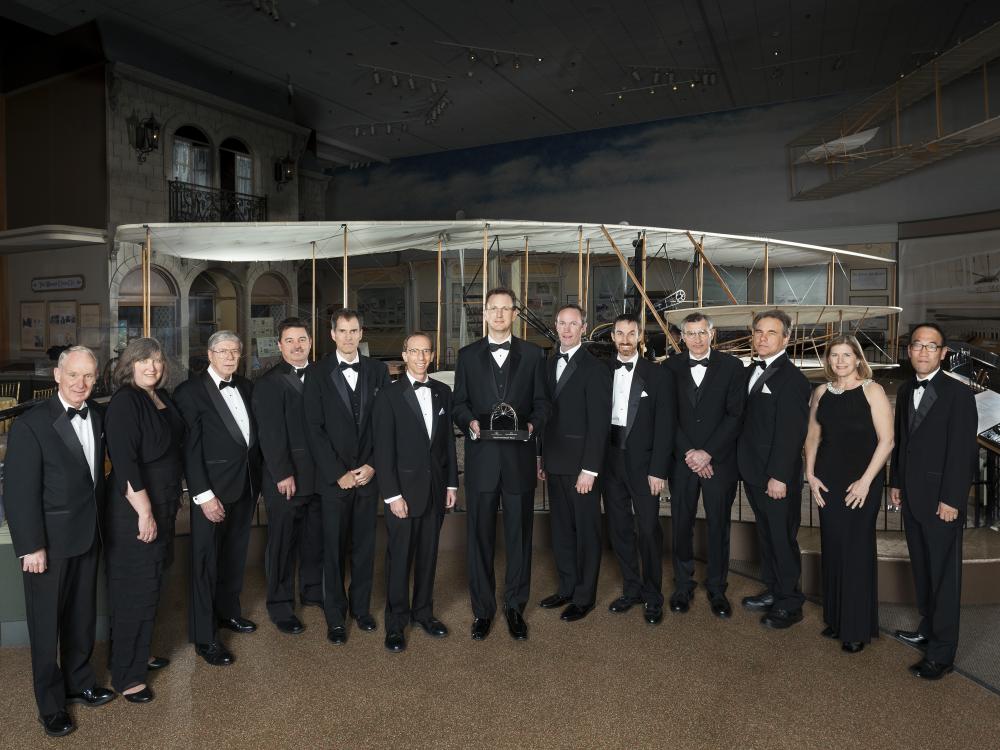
{"left": 804, "top": 334, "right": 894, "bottom": 653}
{"left": 105, "top": 338, "right": 185, "bottom": 702}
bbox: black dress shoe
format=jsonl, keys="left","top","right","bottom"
{"left": 385, "top": 631, "right": 406, "bottom": 652}
{"left": 354, "top": 614, "right": 378, "bottom": 632}
{"left": 608, "top": 596, "right": 641, "bottom": 614}
{"left": 708, "top": 593, "right": 732, "bottom": 619}
{"left": 539, "top": 593, "right": 571, "bottom": 609}
{"left": 894, "top": 629, "right": 929, "bottom": 648}
{"left": 416, "top": 617, "right": 449, "bottom": 638}
{"left": 644, "top": 605, "right": 663, "bottom": 625}
{"left": 820, "top": 626, "right": 839, "bottom": 640}
{"left": 218, "top": 616, "right": 257, "bottom": 634}
{"left": 195, "top": 642, "right": 235, "bottom": 666}
{"left": 39, "top": 711, "right": 74, "bottom": 737}
{"left": 742, "top": 590, "right": 775, "bottom": 611}
{"left": 147, "top": 656, "right": 170, "bottom": 671}
{"left": 123, "top": 686, "right": 155, "bottom": 704}
{"left": 505, "top": 607, "right": 528, "bottom": 640}
{"left": 842, "top": 641, "right": 864, "bottom": 653}
{"left": 301, "top": 597, "right": 324, "bottom": 609}
{"left": 761, "top": 608, "right": 803, "bottom": 629}
{"left": 560, "top": 603, "right": 593, "bottom": 622}
{"left": 327, "top": 626, "right": 347, "bottom": 645}
{"left": 275, "top": 615, "right": 305, "bottom": 635}
{"left": 471, "top": 617, "right": 492, "bottom": 641}
{"left": 66, "top": 685, "right": 115, "bottom": 707}
{"left": 912, "top": 659, "right": 954, "bottom": 680}
{"left": 669, "top": 592, "right": 692, "bottom": 613}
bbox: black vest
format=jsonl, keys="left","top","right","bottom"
{"left": 490, "top": 355, "right": 509, "bottom": 402}
{"left": 347, "top": 378, "right": 362, "bottom": 427}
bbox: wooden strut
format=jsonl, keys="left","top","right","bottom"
{"left": 599, "top": 225, "right": 680, "bottom": 353}
{"left": 142, "top": 226, "right": 151, "bottom": 338}
{"left": 686, "top": 231, "right": 737, "bottom": 305}
{"left": 826, "top": 257, "right": 835, "bottom": 338}
{"left": 523, "top": 236, "right": 529, "bottom": 339}
{"left": 639, "top": 232, "right": 647, "bottom": 354}
{"left": 763, "top": 242, "right": 769, "bottom": 305}
{"left": 311, "top": 241, "right": 317, "bottom": 361}
{"left": 482, "top": 225, "right": 489, "bottom": 337}
{"left": 577, "top": 226, "right": 583, "bottom": 299}
{"left": 584, "top": 239, "right": 591, "bottom": 312}
{"left": 342, "top": 225, "right": 349, "bottom": 307}
{"left": 436, "top": 236, "right": 442, "bottom": 368}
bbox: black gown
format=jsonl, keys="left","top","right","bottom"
{"left": 815, "top": 382, "right": 883, "bottom": 644}
{"left": 105, "top": 386, "right": 185, "bottom": 692}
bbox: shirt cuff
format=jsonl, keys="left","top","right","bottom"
{"left": 192, "top": 489, "right": 215, "bottom": 505}
{"left": 582, "top": 469, "right": 598, "bottom": 477}
{"left": 446, "top": 487, "right": 457, "bottom": 491}
{"left": 384, "top": 494, "right": 402, "bottom": 504}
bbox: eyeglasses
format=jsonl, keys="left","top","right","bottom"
{"left": 485, "top": 305, "right": 516, "bottom": 314}
{"left": 682, "top": 330, "right": 710, "bottom": 339}
{"left": 406, "top": 348, "right": 434, "bottom": 358}
{"left": 211, "top": 348, "right": 242, "bottom": 359}
{"left": 909, "top": 342, "right": 942, "bottom": 353}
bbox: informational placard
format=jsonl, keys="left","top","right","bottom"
{"left": 251, "top": 317, "right": 274, "bottom": 338}
{"left": 48, "top": 301, "right": 78, "bottom": 346}
{"left": 256, "top": 336, "right": 279, "bottom": 358}
{"left": 79, "top": 303, "right": 102, "bottom": 348}
{"left": 20, "top": 301, "right": 46, "bottom": 351}
{"left": 849, "top": 268, "right": 888, "bottom": 291}
{"left": 31, "top": 275, "right": 85, "bottom": 292}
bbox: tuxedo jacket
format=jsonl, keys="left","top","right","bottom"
{"left": 252, "top": 360, "right": 317, "bottom": 503}
{"left": 604, "top": 357, "right": 674, "bottom": 484}
{"left": 736, "top": 353, "right": 811, "bottom": 488}
{"left": 304, "top": 353, "right": 389, "bottom": 494}
{"left": 452, "top": 336, "right": 550, "bottom": 493}
{"left": 174, "top": 371, "right": 262, "bottom": 505}
{"left": 4, "top": 396, "right": 106, "bottom": 558}
{"left": 372, "top": 377, "right": 459, "bottom": 518}
{"left": 890, "top": 372, "right": 978, "bottom": 523}
{"left": 664, "top": 350, "right": 747, "bottom": 482}
{"left": 541, "top": 347, "right": 612, "bottom": 476}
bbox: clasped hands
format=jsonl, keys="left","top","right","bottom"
{"left": 685, "top": 449, "right": 713, "bottom": 479}
{"left": 337, "top": 464, "right": 375, "bottom": 490}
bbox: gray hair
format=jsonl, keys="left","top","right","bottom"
{"left": 207, "top": 330, "right": 241, "bottom": 351}
{"left": 681, "top": 312, "right": 714, "bottom": 330}
{"left": 56, "top": 345, "right": 98, "bottom": 368}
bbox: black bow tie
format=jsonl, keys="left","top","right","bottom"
{"left": 914, "top": 379, "right": 929, "bottom": 390}
{"left": 412, "top": 380, "right": 431, "bottom": 390}
{"left": 489, "top": 341, "right": 511, "bottom": 353}
{"left": 689, "top": 359, "right": 708, "bottom": 368}
{"left": 219, "top": 379, "right": 237, "bottom": 390}
{"left": 615, "top": 360, "right": 634, "bottom": 371}
{"left": 338, "top": 361, "right": 360, "bottom": 372}
{"left": 753, "top": 359, "right": 768, "bottom": 370}
{"left": 66, "top": 406, "right": 89, "bottom": 420}
{"left": 558, "top": 352, "right": 570, "bottom": 363}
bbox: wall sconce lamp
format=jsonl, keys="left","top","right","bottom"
{"left": 274, "top": 154, "right": 296, "bottom": 191}
{"left": 133, "top": 113, "right": 161, "bottom": 163}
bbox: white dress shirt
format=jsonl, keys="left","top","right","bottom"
{"left": 337, "top": 351, "right": 360, "bottom": 390}
{"left": 747, "top": 351, "right": 786, "bottom": 393}
{"left": 556, "top": 342, "right": 582, "bottom": 382}
{"left": 689, "top": 351, "right": 710, "bottom": 388}
{"left": 58, "top": 393, "right": 96, "bottom": 482}
{"left": 913, "top": 367, "right": 940, "bottom": 410}
{"left": 488, "top": 335, "right": 512, "bottom": 368}
{"left": 193, "top": 367, "right": 250, "bottom": 505}
{"left": 611, "top": 354, "right": 638, "bottom": 427}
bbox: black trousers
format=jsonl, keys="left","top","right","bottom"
{"left": 744, "top": 482, "right": 804, "bottom": 610}
{"left": 321, "top": 487, "right": 378, "bottom": 628}
{"left": 22, "top": 538, "right": 99, "bottom": 717}
{"left": 383, "top": 504, "right": 444, "bottom": 633}
{"left": 548, "top": 473, "right": 602, "bottom": 608}
{"left": 668, "top": 469, "right": 737, "bottom": 597}
{"left": 188, "top": 489, "right": 256, "bottom": 644}
{"left": 263, "top": 492, "right": 323, "bottom": 621}
{"left": 466, "top": 487, "right": 534, "bottom": 618}
{"left": 603, "top": 450, "right": 663, "bottom": 607}
{"left": 903, "top": 505, "right": 963, "bottom": 664}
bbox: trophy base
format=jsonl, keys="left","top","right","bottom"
{"left": 480, "top": 429, "right": 530, "bottom": 441}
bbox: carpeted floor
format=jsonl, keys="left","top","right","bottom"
{"left": 2, "top": 549, "right": 999, "bottom": 750}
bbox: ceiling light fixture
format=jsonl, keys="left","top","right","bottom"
{"left": 631, "top": 69, "right": 641, "bottom": 82}
{"left": 492, "top": 51, "right": 500, "bottom": 67}
{"left": 435, "top": 41, "right": 545, "bottom": 71}
{"left": 391, "top": 73, "right": 399, "bottom": 87}
{"left": 513, "top": 57, "right": 521, "bottom": 70}
{"left": 653, "top": 71, "right": 661, "bottom": 85}
{"left": 468, "top": 49, "right": 478, "bottom": 63}
{"left": 408, "top": 76, "right": 416, "bottom": 90}
{"left": 373, "top": 70, "right": 381, "bottom": 85}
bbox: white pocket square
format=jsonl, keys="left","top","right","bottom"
{"left": 762, "top": 384, "right": 772, "bottom": 395}
{"left": 438, "top": 408, "right": 445, "bottom": 415}
{"left": 640, "top": 391, "right": 649, "bottom": 398}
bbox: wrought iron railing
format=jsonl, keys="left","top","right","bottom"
{"left": 168, "top": 180, "right": 267, "bottom": 222}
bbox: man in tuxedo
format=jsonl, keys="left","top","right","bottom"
{"left": 5, "top": 346, "right": 114, "bottom": 737}
{"left": 304, "top": 309, "right": 389, "bottom": 645}
{"left": 453, "top": 288, "right": 549, "bottom": 641}
{"left": 251, "top": 318, "right": 323, "bottom": 636}
{"left": 664, "top": 312, "right": 746, "bottom": 617}
{"left": 372, "top": 333, "right": 458, "bottom": 653}
{"left": 602, "top": 315, "right": 673, "bottom": 624}
{"left": 737, "top": 310, "right": 811, "bottom": 629}
{"left": 538, "top": 304, "right": 612, "bottom": 622}
{"left": 890, "top": 323, "right": 978, "bottom": 679}
{"left": 174, "top": 331, "right": 262, "bottom": 666}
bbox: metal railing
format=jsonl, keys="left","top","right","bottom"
{"left": 168, "top": 180, "right": 267, "bottom": 223}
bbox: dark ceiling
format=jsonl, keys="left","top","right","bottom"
{"left": 5, "top": 0, "right": 1000, "bottom": 164}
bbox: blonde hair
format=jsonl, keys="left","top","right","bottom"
{"left": 823, "top": 334, "right": 873, "bottom": 381}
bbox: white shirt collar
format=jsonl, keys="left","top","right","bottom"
{"left": 57, "top": 393, "right": 87, "bottom": 413}
{"left": 488, "top": 334, "right": 513, "bottom": 346}
{"left": 689, "top": 351, "right": 711, "bottom": 362}
{"left": 616, "top": 353, "right": 639, "bottom": 365}
{"left": 406, "top": 372, "right": 430, "bottom": 386}
{"left": 762, "top": 351, "right": 785, "bottom": 366}
{"left": 337, "top": 351, "right": 360, "bottom": 365}
{"left": 560, "top": 342, "right": 582, "bottom": 358}
{"left": 207, "top": 366, "right": 233, "bottom": 387}
{"left": 918, "top": 367, "right": 941, "bottom": 383}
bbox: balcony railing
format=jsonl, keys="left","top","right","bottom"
{"left": 168, "top": 180, "right": 268, "bottom": 222}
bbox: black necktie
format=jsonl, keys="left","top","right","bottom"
{"left": 914, "top": 379, "right": 929, "bottom": 390}
{"left": 690, "top": 359, "right": 708, "bottom": 368}
{"left": 615, "top": 360, "right": 633, "bottom": 371}
{"left": 412, "top": 380, "right": 430, "bottom": 390}
{"left": 558, "top": 352, "right": 570, "bottom": 363}
{"left": 338, "top": 361, "right": 359, "bottom": 372}
{"left": 489, "top": 341, "right": 511, "bottom": 353}
{"left": 219, "top": 380, "right": 236, "bottom": 390}
{"left": 67, "top": 406, "right": 89, "bottom": 420}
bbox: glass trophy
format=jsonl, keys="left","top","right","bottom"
{"left": 479, "top": 402, "right": 530, "bottom": 441}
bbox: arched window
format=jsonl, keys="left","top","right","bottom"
{"left": 250, "top": 273, "right": 291, "bottom": 375}
{"left": 172, "top": 125, "right": 211, "bottom": 186}
{"left": 117, "top": 267, "right": 179, "bottom": 355}
{"left": 220, "top": 137, "right": 253, "bottom": 195}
